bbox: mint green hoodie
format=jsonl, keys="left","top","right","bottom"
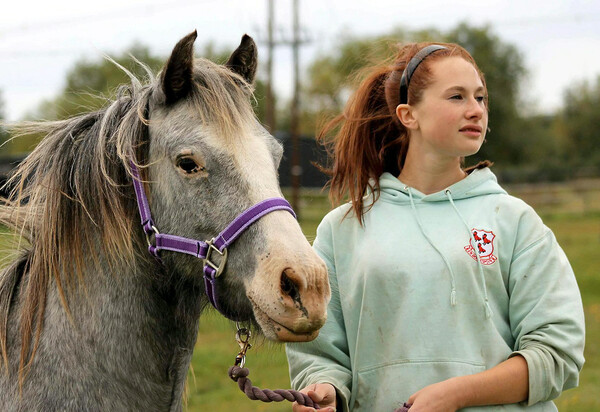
{"left": 286, "top": 168, "right": 585, "bottom": 411}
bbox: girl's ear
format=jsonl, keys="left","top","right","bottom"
{"left": 396, "top": 104, "right": 418, "bottom": 130}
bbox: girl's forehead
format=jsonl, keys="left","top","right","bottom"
{"left": 428, "top": 56, "right": 484, "bottom": 90}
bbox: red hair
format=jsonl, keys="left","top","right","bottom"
{"left": 318, "top": 42, "right": 488, "bottom": 223}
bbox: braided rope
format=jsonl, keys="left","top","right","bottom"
{"left": 228, "top": 365, "right": 321, "bottom": 409}
{"left": 229, "top": 365, "right": 413, "bottom": 411}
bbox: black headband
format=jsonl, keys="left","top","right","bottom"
{"left": 399, "top": 45, "right": 448, "bottom": 105}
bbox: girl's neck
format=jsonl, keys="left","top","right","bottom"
{"left": 398, "top": 154, "right": 466, "bottom": 195}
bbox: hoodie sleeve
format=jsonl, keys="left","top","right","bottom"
{"left": 286, "top": 217, "right": 353, "bottom": 412}
{"left": 507, "top": 214, "right": 585, "bottom": 406}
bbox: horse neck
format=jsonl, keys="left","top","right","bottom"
{"left": 42, "top": 249, "right": 206, "bottom": 408}
{"left": 72, "top": 250, "right": 206, "bottom": 356}
{"left": 86, "top": 252, "right": 203, "bottom": 325}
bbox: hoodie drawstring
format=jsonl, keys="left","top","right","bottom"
{"left": 406, "top": 187, "right": 457, "bottom": 307}
{"left": 445, "top": 189, "right": 493, "bottom": 319}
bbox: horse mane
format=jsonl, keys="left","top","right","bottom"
{"left": 0, "top": 56, "right": 257, "bottom": 384}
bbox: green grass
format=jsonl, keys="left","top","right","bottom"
{"left": 542, "top": 212, "right": 600, "bottom": 411}
{"left": 1, "top": 190, "right": 598, "bottom": 411}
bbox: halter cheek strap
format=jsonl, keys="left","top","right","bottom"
{"left": 129, "top": 161, "right": 296, "bottom": 312}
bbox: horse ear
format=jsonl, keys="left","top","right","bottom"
{"left": 161, "top": 30, "right": 197, "bottom": 104}
{"left": 226, "top": 34, "right": 257, "bottom": 84}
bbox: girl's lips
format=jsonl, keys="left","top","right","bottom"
{"left": 460, "top": 129, "right": 482, "bottom": 137}
{"left": 459, "top": 124, "right": 482, "bottom": 132}
{"left": 459, "top": 125, "right": 482, "bottom": 137}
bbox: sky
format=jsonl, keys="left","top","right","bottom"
{"left": 1, "top": 0, "right": 600, "bottom": 121}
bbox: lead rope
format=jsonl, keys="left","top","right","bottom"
{"left": 227, "top": 325, "right": 322, "bottom": 409}
{"left": 227, "top": 326, "right": 413, "bottom": 411}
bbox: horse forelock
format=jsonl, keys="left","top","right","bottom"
{"left": 187, "top": 58, "right": 256, "bottom": 141}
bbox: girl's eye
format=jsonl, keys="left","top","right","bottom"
{"left": 450, "top": 95, "right": 463, "bottom": 100}
{"left": 176, "top": 157, "right": 203, "bottom": 174}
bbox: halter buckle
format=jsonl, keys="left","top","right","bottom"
{"left": 204, "top": 239, "right": 228, "bottom": 277}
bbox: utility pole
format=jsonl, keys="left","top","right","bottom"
{"left": 259, "top": 0, "right": 309, "bottom": 217}
{"left": 290, "top": 0, "right": 301, "bottom": 217}
{"left": 265, "top": 0, "right": 275, "bottom": 134}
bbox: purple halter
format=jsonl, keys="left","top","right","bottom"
{"left": 129, "top": 161, "right": 296, "bottom": 312}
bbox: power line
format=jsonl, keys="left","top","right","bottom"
{"left": 0, "top": 0, "right": 213, "bottom": 38}
{"left": 490, "top": 12, "right": 600, "bottom": 28}
{"left": 0, "top": 49, "right": 88, "bottom": 58}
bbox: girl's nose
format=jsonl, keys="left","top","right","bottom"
{"left": 466, "top": 97, "right": 485, "bottom": 119}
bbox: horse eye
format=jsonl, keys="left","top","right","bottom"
{"left": 176, "top": 157, "right": 201, "bottom": 174}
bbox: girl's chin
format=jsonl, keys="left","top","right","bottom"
{"left": 460, "top": 142, "right": 485, "bottom": 157}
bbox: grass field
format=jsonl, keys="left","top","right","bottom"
{"left": 0, "top": 187, "right": 598, "bottom": 411}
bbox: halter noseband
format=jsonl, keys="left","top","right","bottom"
{"left": 129, "top": 161, "right": 295, "bottom": 313}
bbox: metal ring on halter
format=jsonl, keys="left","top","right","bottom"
{"left": 145, "top": 225, "right": 160, "bottom": 249}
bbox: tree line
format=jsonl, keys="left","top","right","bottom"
{"left": 1, "top": 23, "right": 599, "bottom": 182}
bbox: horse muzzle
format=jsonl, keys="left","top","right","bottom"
{"left": 247, "top": 257, "right": 330, "bottom": 342}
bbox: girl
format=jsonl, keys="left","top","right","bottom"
{"left": 285, "top": 43, "right": 585, "bottom": 412}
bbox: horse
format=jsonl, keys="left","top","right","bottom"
{"left": 0, "top": 31, "right": 330, "bottom": 411}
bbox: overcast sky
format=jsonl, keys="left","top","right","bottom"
{"left": 1, "top": 0, "right": 599, "bottom": 121}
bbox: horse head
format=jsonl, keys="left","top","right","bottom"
{"left": 142, "top": 31, "right": 330, "bottom": 342}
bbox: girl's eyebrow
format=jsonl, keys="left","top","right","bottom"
{"left": 445, "top": 86, "right": 486, "bottom": 93}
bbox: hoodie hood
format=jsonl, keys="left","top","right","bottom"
{"left": 378, "top": 167, "right": 507, "bottom": 203}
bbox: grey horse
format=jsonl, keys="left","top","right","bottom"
{"left": 0, "top": 31, "right": 330, "bottom": 411}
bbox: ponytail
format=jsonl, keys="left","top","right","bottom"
{"left": 318, "top": 61, "right": 408, "bottom": 224}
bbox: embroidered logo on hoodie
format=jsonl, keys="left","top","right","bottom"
{"left": 465, "top": 228, "right": 497, "bottom": 265}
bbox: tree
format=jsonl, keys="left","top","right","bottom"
{"left": 446, "top": 23, "right": 527, "bottom": 166}
{"left": 1, "top": 44, "right": 167, "bottom": 153}
{"left": 32, "top": 43, "right": 165, "bottom": 121}
{"left": 557, "top": 75, "right": 600, "bottom": 173}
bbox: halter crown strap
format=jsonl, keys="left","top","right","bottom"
{"left": 129, "top": 160, "right": 296, "bottom": 312}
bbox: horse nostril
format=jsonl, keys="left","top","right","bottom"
{"left": 280, "top": 270, "right": 300, "bottom": 302}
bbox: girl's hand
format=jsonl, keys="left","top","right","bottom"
{"left": 407, "top": 378, "right": 463, "bottom": 412}
{"left": 292, "top": 383, "right": 337, "bottom": 412}
{"left": 407, "top": 356, "right": 529, "bottom": 411}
